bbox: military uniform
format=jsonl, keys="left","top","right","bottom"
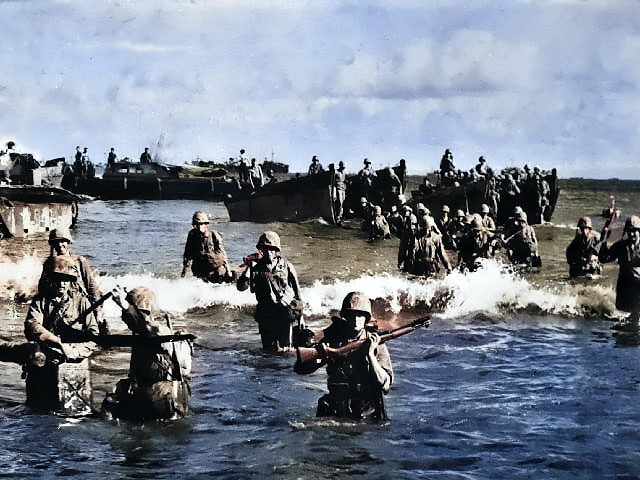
{"left": 103, "top": 287, "right": 192, "bottom": 421}
{"left": 314, "top": 293, "right": 393, "bottom": 421}
{"left": 237, "top": 231, "right": 302, "bottom": 351}
{"left": 599, "top": 216, "right": 640, "bottom": 314}
{"left": 566, "top": 217, "right": 602, "bottom": 278}
{"left": 182, "top": 211, "right": 233, "bottom": 283}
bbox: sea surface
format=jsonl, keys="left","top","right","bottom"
{"left": 1, "top": 178, "right": 639, "bottom": 479}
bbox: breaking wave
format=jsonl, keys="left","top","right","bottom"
{"left": 1, "top": 255, "right": 618, "bottom": 322}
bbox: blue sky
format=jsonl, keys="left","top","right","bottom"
{"left": 1, "top": 0, "right": 638, "bottom": 178}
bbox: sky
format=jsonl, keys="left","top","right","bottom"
{"left": 1, "top": 0, "right": 639, "bottom": 178}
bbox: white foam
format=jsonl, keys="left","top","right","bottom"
{"left": 0, "top": 255, "right": 594, "bottom": 320}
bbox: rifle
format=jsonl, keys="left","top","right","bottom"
{"left": 600, "top": 200, "right": 619, "bottom": 243}
{"left": 52, "top": 291, "right": 196, "bottom": 353}
{"left": 294, "top": 315, "right": 431, "bottom": 375}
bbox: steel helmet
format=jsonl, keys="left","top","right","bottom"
{"left": 374, "top": 205, "right": 382, "bottom": 215}
{"left": 422, "top": 215, "right": 436, "bottom": 230}
{"left": 470, "top": 217, "right": 484, "bottom": 231}
{"left": 456, "top": 209, "right": 465, "bottom": 218}
{"left": 624, "top": 215, "right": 640, "bottom": 232}
{"left": 340, "top": 291, "right": 372, "bottom": 320}
{"left": 192, "top": 211, "right": 210, "bottom": 224}
{"left": 480, "top": 204, "right": 490, "bottom": 214}
{"left": 44, "top": 255, "right": 77, "bottom": 278}
{"left": 442, "top": 205, "right": 450, "bottom": 213}
{"left": 256, "top": 231, "right": 281, "bottom": 251}
{"left": 416, "top": 203, "right": 426, "bottom": 213}
{"left": 48, "top": 227, "right": 72, "bottom": 244}
{"left": 126, "top": 287, "right": 157, "bottom": 313}
{"left": 577, "top": 216, "right": 593, "bottom": 229}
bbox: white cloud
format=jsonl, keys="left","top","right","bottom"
{"left": 0, "top": 0, "right": 639, "bottom": 177}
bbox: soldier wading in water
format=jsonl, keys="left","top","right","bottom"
{"left": 599, "top": 215, "right": 640, "bottom": 331}
{"left": 182, "top": 211, "right": 234, "bottom": 283}
{"left": 104, "top": 286, "right": 193, "bottom": 421}
{"left": 295, "top": 292, "right": 393, "bottom": 422}
{"left": 237, "top": 231, "right": 304, "bottom": 352}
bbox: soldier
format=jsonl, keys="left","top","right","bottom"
{"left": 105, "top": 286, "right": 192, "bottom": 421}
{"left": 457, "top": 217, "right": 491, "bottom": 272}
{"left": 358, "top": 158, "right": 377, "bottom": 196}
{"left": 237, "top": 231, "right": 303, "bottom": 352}
{"left": 139, "top": 147, "right": 152, "bottom": 164}
{"left": 236, "top": 149, "right": 250, "bottom": 184}
{"left": 504, "top": 211, "right": 541, "bottom": 268}
{"left": 599, "top": 215, "right": 640, "bottom": 329}
{"left": 436, "top": 205, "right": 455, "bottom": 250}
{"left": 307, "top": 156, "right": 324, "bottom": 175}
{"left": 566, "top": 216, "right": 602, "bottom": 278}
{"left": 412, "top": 216, "right": 452, "bottom": 277}
{"left": 479, "top": 204, "right": 496, "bottom": 235}
{"left": 182, "top": 211, "right": 234, "bottom": 283}
{"left": 439, "top": 149, "right": 455, "bottom": 185}
{"left": 386, "top": 205, "right": 404, "bottom": 238}
{"left": 248, "top": 158, "right": 264, "bottom": 188}
{"left": 297, "top": 292, "right": 393, "bottom": 421}
{"left": 398, "top": 209, "right": 417, "bottom": 273}
{"left": 368, "top": 205, "right": 391, "bottom": 241}
{"left": 475, "top": 156, "right": 488, "bottom": 177}
{"left": 107, "top": 147, "right": 117, "bottom": 168}
{"left": 331, "top": 161, "right": 347, "bottom": 222}
{"left": 448, "top": 209, "right": 468, "bottom": 251}
{"left": 24, "top": 256, "right": 101, "bottom": 412}
{"left": 534, "top": 167, "right": 551, "bottom": 224}
{"left": 38, "top": 227, "right": 108, "bottom": 335}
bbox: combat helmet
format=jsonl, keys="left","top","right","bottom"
{"left": 256, "top": 231, "right": 281, "bottom": 251}
{"left": 44, "top": 255, "right": 78, "bottom": 279}
{"left": 192, "top": 211, "right": 209, "bottom": 225}
{"left": 577, "top": 216, "right": 593, "bottom": 229}
{"left": 340, "top": 291, "right": 372, "bottom": 320}
{"left": 470, "top": 217, "right": 484, "bottom": 231}
{"left": 126, "top": 287, "right": 158, "bottom": 314}
{"left": 480, "top": 204, "right": 490, "bottom": 214}
{"left": 624, "top": 215, "right": 640, "bottom": 232}
{"left": 48, "top": 227, "right": 72, "bottom": 244}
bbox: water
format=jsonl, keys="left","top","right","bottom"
{"left": 1, "top": 181, "right": 640, "bottom": 479}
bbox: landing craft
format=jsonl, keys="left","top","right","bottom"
{"left": 62, "top": 160, "right": 242, "bottom": 201}
{"left": 0, "top": 149, "right": 79, "bottom": 239}
{"left": 224, "top": 165, "right": 560, "bottom": 226}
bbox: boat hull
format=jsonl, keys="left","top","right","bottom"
{"left": 64, "top": 175, "right": 240, "bottom": 200}
{"left": 62, "top": 161, "right": 241, "bottom": 200}
{"left": 225, "top": 172, "right": 335, "bottom": 223}
{"left": 0, "top": 186, "right": 78, "bottom": 239}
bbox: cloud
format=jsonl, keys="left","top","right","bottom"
{"left": 0, "top": 0, "right": 639, "bottom": 177}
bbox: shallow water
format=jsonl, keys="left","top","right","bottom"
{"left": 1, "top": 180, "right": 640, "bottom": 479}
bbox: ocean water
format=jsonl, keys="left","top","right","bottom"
{"left": 0, "top": 179, "right": 639, "bottom": 479}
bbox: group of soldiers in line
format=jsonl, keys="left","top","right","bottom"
{"left": 181, "top": 201, "right": 640, "bottom": 424}
{"left": 567, "top": 212, "right": 640, "bottom": 331}
{"left": 0, "top": 227, "right": 193, "bottom": 421}
{"left": 3, "top": 197, "right": 640, "bottom": 424}
{"left": 436, "top": 148, "right": 554, "bottom": 226}
{"left": 356, "top": 198, "right": 541, "bottom": 276}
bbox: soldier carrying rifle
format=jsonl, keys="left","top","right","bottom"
{"left": 294, "top": 292, "right": 431, "bottom": 422}
{"left": 294, "top": 292, "right": 396, "bottom": 421}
